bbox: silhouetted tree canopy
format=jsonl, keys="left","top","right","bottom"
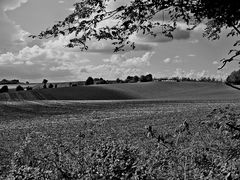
{"left": 85, "top": 76, "right": 94, "bottom": 85}
{"left": 0, "top": 85, "right": 8, "bottom": 93}
{"left": 31, "top": 0, "right": 240, "bottom": 69}
{"left": 226, "top": 70, "right": 240, "bottom": 84}
{"left": 16, "top": 85, "right": 24, "bottom": 91}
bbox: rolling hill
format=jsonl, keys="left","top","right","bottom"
{"left": 0, "top": 82, "right": 240, "bottom": 101}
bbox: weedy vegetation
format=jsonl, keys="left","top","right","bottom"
{"left": 0, "top": 101, "right": 240, "bottom": 179}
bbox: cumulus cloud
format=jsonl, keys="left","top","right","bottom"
{"left": 43, "top": 33, "right": 153, "bottom": 54}
{"left": 103, "top": 51, "right": 154, "bottom": 67}
{"left": 163, "top": 56, "right": 183, "bottom": 64}
{"left": 77, "top": 64, "right": 144, "bottom": 80}
{"left": 188, "top": 54, "right": 196, "bottom": 57}
{"left": 0, "top": 0, "right": 30, "bottom": 53}
{"left": 163, "top": 58, "right": 171, "bottom": 63}
{"left": 0, "top": 44, "right": 90, "bottom": 81}
{"left": 212, "top": 61, "right": 219, "bottom": 65}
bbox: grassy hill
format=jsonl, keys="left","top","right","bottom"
{"left": 0, "top": 81, "right": 240, "bottom": 101}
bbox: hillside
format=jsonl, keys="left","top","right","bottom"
{"left": 0, "top": 82, "right": 240, "bottom": 101}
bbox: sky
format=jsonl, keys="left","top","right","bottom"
{"left": 0, "top": 0, "right": 239, "bottom": 82}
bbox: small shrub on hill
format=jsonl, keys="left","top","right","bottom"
{"left": 85, "top": 77, "right": 94, "bottom": 85}
{"left": 0, "top": 85, "right": 8, "bottom": 93}
{"left": 16, "top": 85, "right": 24, "bottom": 91}
{"left": 48, "top": 83, "right": 54, "bottom": 88}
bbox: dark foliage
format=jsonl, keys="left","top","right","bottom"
{"left": 16, "top": 85, "right": 24, "bottom": 91}
{"left": 42, "top": 79, "right": 48, "bottom": 84}
{"left": 0, "top": 85, "right": 8, "bottom": 93}
{"left": 140, "top": 74, "right": 153, "bottom": 82}
{"left": 85, "top": 77, "right": 94, "bottom": 85}
{"left": 48, "top": 83, "right": 54, "bottom": 88}
{"left": 94, "top": 78, "right": 107, "bottom": 84}
{"left": 125, "top": 76, "right": 139, "bottom": 83}
{"left": 116, "top": 78, "right": 123, "bottom": 83}
{"left": 226, "top": 70, "right": 240, "bottom": 84}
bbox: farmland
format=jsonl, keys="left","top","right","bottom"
{"left": 1, "top": 81, "right": 240, "bottom": 101}
{"left": 0, "top": 82, "right": 240, "bottom": 179}
{"left": 1, "top": 99, "right": 240, "bottom": 179}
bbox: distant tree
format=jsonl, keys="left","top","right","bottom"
{"left": 26, "top": 81, "right": 29, "bottom": 84}
{"left": 116, "top": 78, "right": 121, "bottom": 83}
{"left": 16, "top": 85, "right": 24, "bottom": 91}
{"left": 42, "top": 79, "right": 48, "bottom": 88}
{"left": 145, "top": 74, "right": 153, "bottom": 82}
{"left": 0, "top": 85, "right": 8, "bottom": 93}
{"left": 85, "top": 77, "right": 94, "bottom": 85}
{"left": 55, "top": 84, "right": 58, "bottom": 88}
{"left": 48, "top": 83, "right": 54, "bottom": 88}
{"left": 140, "top": 75, "right": 147, "bottom": 82}
{"left": 226, "top": 70, "right": 240, "bottom": 84}
{"left": 133, "top": 76, "right": 139, "bottom": 83}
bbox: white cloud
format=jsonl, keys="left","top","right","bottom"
{"left": 163, "top": 56, "right": 183, "bottom": 64}
{"left": 58, "top": 0, "right": 64, "bottom": 3}
{"left": 103, "top": 52, "right": 154, "bottom": 67}
{"left": 163, "top": 58, "right": 171, "bottom": 63}
{"left": 188, "top": 54, "right": 196, "bottom": 57}
{"left": 0, "top": 44, "right": 90, "bottom": 81}
{"left": 212, "top": 61, "right": 219, "bottom": 65}
{"left": 76, "top": 64, "right": 144, "bottom": 80}
{"left": 0, "top": 0, "right": 30, "bottom": 53}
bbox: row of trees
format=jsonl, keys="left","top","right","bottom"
{"left": 124, "top": 74, "right": 153, "bottom": 83}
{"left": 0, "top": 85, "right": 33, "bottom": 94}
{"left": 160, "top": 76, "right": 223, "bottom": 83}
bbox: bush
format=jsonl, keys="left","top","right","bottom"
{"left": 85, "top": 77, "right": 94, "bottom": 85}
{"left": 48, "top": 83, "right": 54, "bottom": 88}
{"left": 16, "top": 85, "right": 24, "bottom": 91}
{"left": 0, "top": 85, "right": 8, "bottom": 93}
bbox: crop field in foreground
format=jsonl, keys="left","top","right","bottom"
{"left": 1, "top": 100, "right": 240, "bottom": 179}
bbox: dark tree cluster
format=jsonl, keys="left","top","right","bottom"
{"left": 94, "top": 78, "right": 108, "bottom": 84}
{"left": 140, "top": 74, "right": 153, "bottom": 82}
{"left": 85, "top": 77, "right": 108, "bottom": 85}
{"left": 226, "top": 70, "right": 240, "bottom": 84}
{"left": 85, "top": 77, "right": 94, "bottom": 85}
{"left": 16, "top": 85, "right": 24, "bottom": 91}
{"left": 0, "top": 85, "right": 8, "bottom": 93}
{"left": 124, "top": 74, "right": 153, "bottom": 83}
{"left": 159, "top": 76, "right": 222, "bottom": 82}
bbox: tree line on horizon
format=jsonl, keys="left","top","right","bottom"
{"left": 0, "top": 71, "right": 238, "bottom": 94}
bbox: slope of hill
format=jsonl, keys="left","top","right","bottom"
{"left": 0, "top": 82, "right": 240, "bottom": 101}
